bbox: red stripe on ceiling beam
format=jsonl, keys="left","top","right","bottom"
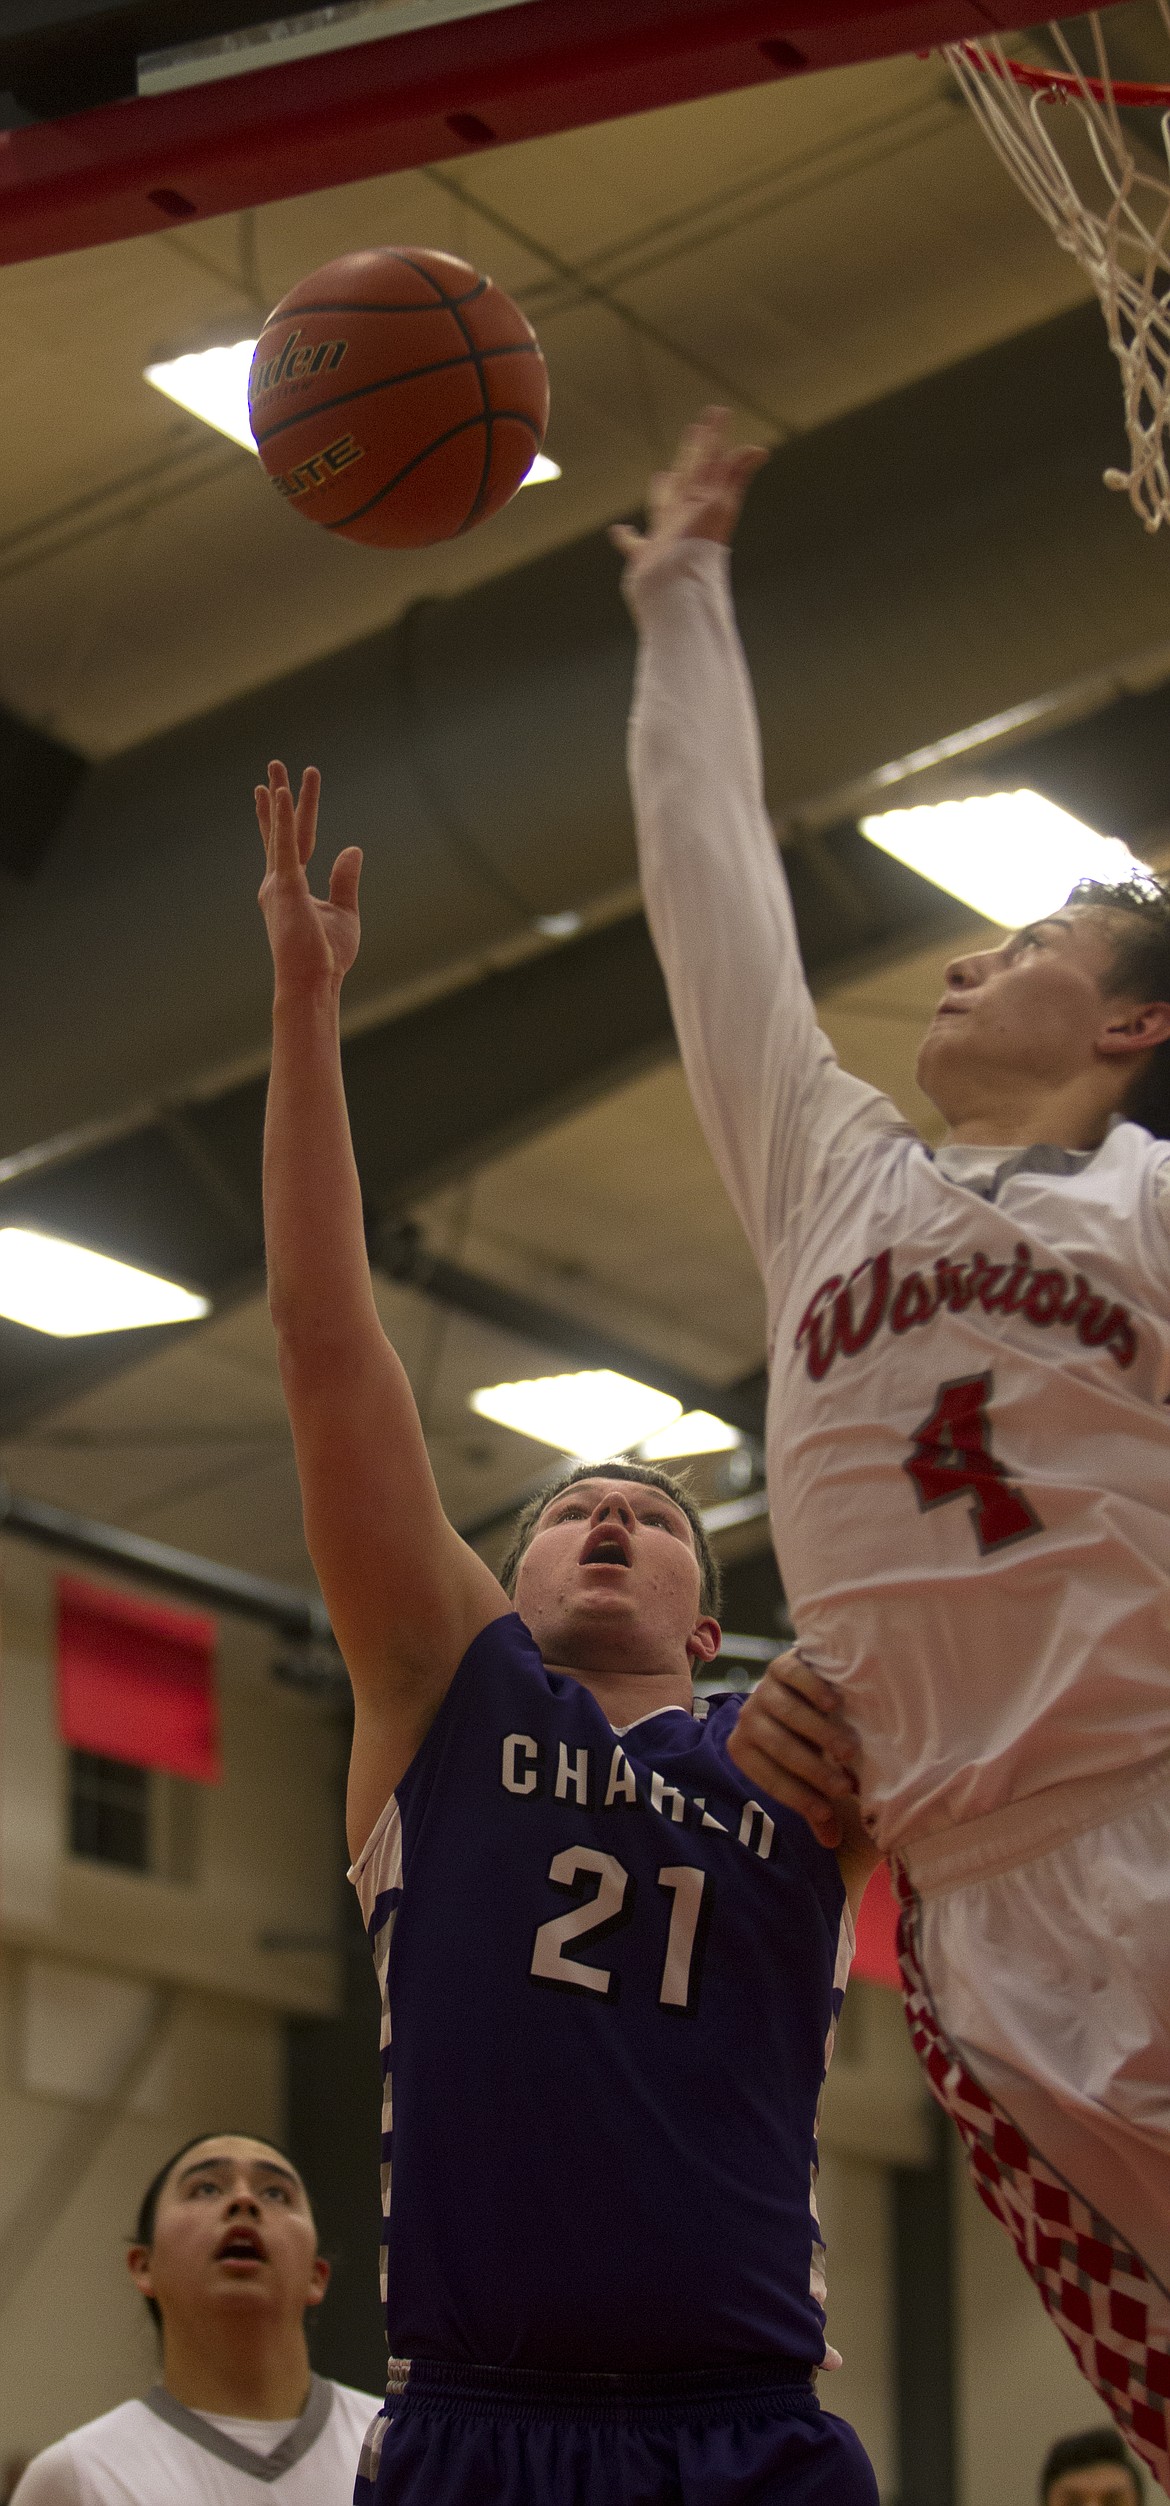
{"left": 0, "top": 0, "right": 1057, "bottom": 270}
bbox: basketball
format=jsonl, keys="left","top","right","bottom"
{"left": 247, "top": 247, "right": 550, "bottom": 550}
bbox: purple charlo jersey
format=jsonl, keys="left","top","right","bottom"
{"left": 349, "top": 1612, "right": 852, "bottom": 2373}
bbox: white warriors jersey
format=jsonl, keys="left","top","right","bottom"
{"left": 627, "top": 538, "right": 1170, "bottom": 1853}
{"left": 9, "top": 2378, "right": 383, "bottom": 2506}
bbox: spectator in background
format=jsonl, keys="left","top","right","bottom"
{"left": 1042, "top": 2425, "right": 1145, "bottom": 2505}
{"left": 11, "top": 2132, "right": 383, "bottom": 2505}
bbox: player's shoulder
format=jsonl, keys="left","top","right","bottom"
{"left": 12, "top": 2402, "right": 155, "bottom": 2502}
{"left": 695, "top": 1687, "right": 751, "bottom": 1736}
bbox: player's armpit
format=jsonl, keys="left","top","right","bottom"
{"left": 726, "top": 1652, "right": 860, "bottom": 1851}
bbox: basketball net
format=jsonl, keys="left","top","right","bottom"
{"left": 945, "top": 10, "right": 1170, "bottom": 531}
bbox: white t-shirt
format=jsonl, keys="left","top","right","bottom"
{"left": 10, "top": 2377, "right": 383, "bottom": 2505}
{"left": 627, "top": 537, "right": 1170, "bottom": 1851}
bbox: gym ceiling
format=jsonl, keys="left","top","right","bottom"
{"left": 1, "top": 0, "right": 1166, "bottom": 1611}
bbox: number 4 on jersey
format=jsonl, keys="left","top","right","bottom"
{"left": 904, "top": 1370, "right": 1041, "bottom": 1554}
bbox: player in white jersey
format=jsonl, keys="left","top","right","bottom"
{"left": 11, "top": 2133, "right": 383, "bottom": 2506}
{"left": 617, "top": 411, "right": 1170, "bottom": 2490}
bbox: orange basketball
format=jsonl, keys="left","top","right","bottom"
{"left": 247, "top": 247, "right": 550, "bottom": 550}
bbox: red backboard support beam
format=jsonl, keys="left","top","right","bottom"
{"left": 0, "top": 0, "right": 1054, "bottom": 269}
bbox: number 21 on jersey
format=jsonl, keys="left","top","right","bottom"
{"left": 530, "top": 1848, "right": 711, "bottom": 2015}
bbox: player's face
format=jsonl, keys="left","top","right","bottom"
{"left": 1046, "top": 2471, "right": 1140, "bottom": 2506}
{"left": 514, "top": 1478, "right": 719, "bottom": 1675}
{"left": 127, "top": 2135, "right": 328, "bottom": 2333}
{"left": 916, "top": 906, "right": 1135, "bottom": 1121}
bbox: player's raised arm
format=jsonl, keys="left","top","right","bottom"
{"left": 257, "top": 762, "right": 507, "bottom": 1851}
{"left": 617, "top": 410, "right": 904, "bottom": 1273}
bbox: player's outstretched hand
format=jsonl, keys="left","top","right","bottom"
{"left": 727, "top": 1652, "right": 861, "bottom": 1851}
{"left": 610, "top": 406, "right": 769, "bottom": 561}
{"left": 256, "top": 759, "right": 362, "bottom": 998}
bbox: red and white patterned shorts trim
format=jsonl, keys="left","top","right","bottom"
{"left": 893, "top": 1860, "right": 1170, "bottom": 2494}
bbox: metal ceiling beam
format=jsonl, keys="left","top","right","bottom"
{"left": 0, "top": 705, "right": 85, "bottom": 880}
{"left": 0, "top": 0, "right": 1038, "bottom": 260}
{"left": 0, "top": 851, "right": 967, "bottom": 1432}
{"left": 0, "top": 1473, "right": 333, "bottom": 1643}
{"left": 375, "top": 1218, "right": 768, "bottom": 1442}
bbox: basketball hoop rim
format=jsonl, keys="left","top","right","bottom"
{"left": 953, "top": 41, "right": 1170, "bottom": 112}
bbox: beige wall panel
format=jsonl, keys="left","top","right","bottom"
{"left": 0, "top": 1963, "right": 284, "bottom": 2462}
{"left": 0, "top": 1539, "right": 343, "bottom": 2018}
{"left": 817, "top": 2147, "right": 897, "bottom": 2500}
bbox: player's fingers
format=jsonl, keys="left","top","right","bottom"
{"left": 328, "top": 845, "right": 363, "bottom": 913}
{"left": 742, "top": 1702, "right": 856, "bottom": 1800}
{"left": 729, "top": 444, "right": 769, "bottom": 486}
{"left": 255, "top": 783, "right": 271, "bottom": 854}
{"left": 294, "top": 764, "right": 321, "bottom": 864}
{"left": 762, "top": 1652, "right": 837, "bottom": 1709}
{"left": 749, "top": 1688, "right": 857, "bottom": 1789}
{"left": 609, "top": 523, "right": 642, "bottom": 556}
{"left": 268, "top": 779, "right": 300, "bottom": 879}
{"left": 683, "top": 404, "right": 728, "bottom": 460}
{"left": 672, "top": 416, "right": 718, "bottom": 487}
{"left": 765, "top": 1652, "right": 853, "bottom": 1739}
{"left": 728, "top": 1735, "right": 843, "bottom": 1848}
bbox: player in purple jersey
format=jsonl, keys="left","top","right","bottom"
{"left": 254, "top": 758, "right": 881, "bottom": 2506}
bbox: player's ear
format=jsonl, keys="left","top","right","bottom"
{"left": 305, "top": 2254, "right": 330, "bottom": 2310}
{"left": 126, "top": 2243, "right": 155, "bottom": 2297}
{"left": 687, "top": 1617, "right": 721, "bottom": 1667}
{"left": 1097, "top": 998, "right": 1170, "bottom": 1056}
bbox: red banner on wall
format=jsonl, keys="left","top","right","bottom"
{"left": 56, "top": 1575, "right": 221, "bottom": 1784}
{"left": 852, "top": 1860, "right": 901, "bottom": 1990}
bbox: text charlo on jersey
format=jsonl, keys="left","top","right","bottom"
{"left": 795, "top": 1239, "right": 1137, "bottom": 1384}
{"left": 500, "top": 1732, "right": 778, "bottom": 1860}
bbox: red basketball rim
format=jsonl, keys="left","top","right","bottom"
{"left": 956, "top": 41, "right": 1170, "bottom": 110}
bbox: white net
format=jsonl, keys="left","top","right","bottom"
{"left": 945, "top": 10, "right": 1170, "bottom": 530}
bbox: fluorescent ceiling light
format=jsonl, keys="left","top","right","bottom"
{"left": 470, "top": 1369, "right": 681, "bottom": 1458}
{"left": 638, "top": 1409, "right": 742, "bottom": 1459}
{"left": 0, "top": 1229, "right": 209, "bottom": 1338}
{"left": 533, "top": 908, "right": 582, "bottom": 938}
{"left": 144, "top": 340, "right": 260, "bottom": 452}
{"left": 859, "top": 791, "right": 1148, "bottom": 930}
{"left": 145, "top": 345, "right": 562, "bottom": 490}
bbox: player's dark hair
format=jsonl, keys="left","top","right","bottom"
{"left": 1067, "top": 871, "right": 1170, "bottom": 1136}
{"left": 131, "top": 2131, "right": 307, "bottom": 2332}
{"left": 499, "top": 1458, "right": 722, "bottom": 1619}
{"left": 1039, "top": 2425, "right": 1144, "bottom": 2501}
